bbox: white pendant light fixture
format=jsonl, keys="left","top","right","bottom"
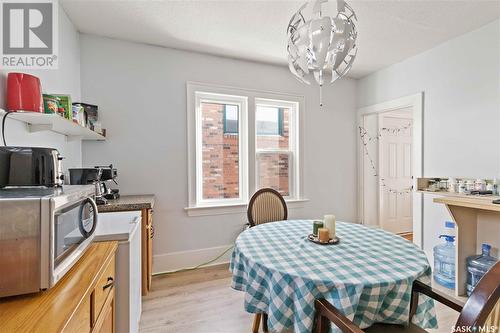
{"left": 287, "top": 0, "right": 358, "bottom": 106}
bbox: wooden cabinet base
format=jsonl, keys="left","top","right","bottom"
{"left": 142, "top": 208, "right": 154, "bottom": 295}
{"left": 65, "top": 294, "right": 92, "bottom": 333}
{"left": 92, "top": 289, "right": 115, "bottom": 333}
{"left": 0, "top": 242, "right": 118, "bottom": 333}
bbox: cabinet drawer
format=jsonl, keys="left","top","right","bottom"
{"left": 93, "top": 256, "right": 115, "bottom": 324}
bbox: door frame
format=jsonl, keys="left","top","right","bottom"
{"left": 357, "top": 92, "right": 424, "bottom": 247}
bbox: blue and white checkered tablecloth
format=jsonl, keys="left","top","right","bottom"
{"left": 230, "top": 220, "right": 437, "bottom": 333}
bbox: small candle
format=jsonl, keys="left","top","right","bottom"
{"left": 313, "top": 220, "right": 324, "bottom": 236}
{"left": 324, "top": 214, "right": 336, "bottom": 239}
{"left": 318, "top": 228, "right": 330, "bottom": 243}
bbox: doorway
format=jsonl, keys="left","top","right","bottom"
{"left": 357, "top": 93, "right": 423, "bottom": 246}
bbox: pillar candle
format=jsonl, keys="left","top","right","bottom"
{"left": 313, "top": 220, "right": 324, "bottom": 236}
{"left": 324, "top": 214, "right": 336, "bottom": 239}
{"left": 318, "top": 228, "right": 329, "bottom": 243}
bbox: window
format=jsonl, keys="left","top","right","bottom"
{"left": 195, "top": 92, "right": 248, "bottom": 205}
{"left": 255, "top": 100, "right": 296, "bottom": 197}
{"left": 187, "top": 83, "right": 303, "bottom": 211}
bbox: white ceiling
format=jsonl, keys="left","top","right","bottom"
{"left": 61, "top": 0, "right": 500, "bottom": 78}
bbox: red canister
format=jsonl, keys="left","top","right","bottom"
{"left": 6, "top": 73, "right": 43, "bottom": 112}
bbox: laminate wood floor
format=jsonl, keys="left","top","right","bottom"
{"left": 140, "top": 264, "right": 459, "bottom": 333}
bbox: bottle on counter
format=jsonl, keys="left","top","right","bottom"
{"left": 448, "top": 178, "right": 456, "bottom": 193}
{"left": 433, "top": 221, "right": 456, "bottom": 289}
{"left": 458, "top": 180, "right": 466, "bottom": 194}
{"left": 474, "top": 179, "right": 486, "bottom": 191}
{"left": 493, "top": 178, "right": 499, "bottom": 196}
{"left": 466, "top": 244, "right": 498, "bottom": 296}
{"left": 465, "top": 180, "right": 475, "bottom": 192}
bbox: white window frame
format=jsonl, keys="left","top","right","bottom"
{"left": 255, "top": 98, "right": 299, "bottom": 200}
{"left": 186, "top": 82, "right": 306, "bottom": 216}
{"left": 194, "top": 91, "right": 248, "bottom": 206}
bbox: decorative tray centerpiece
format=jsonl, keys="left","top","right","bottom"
{"left": 307, "top": 234, "right": 340, "bottom": 245}
{"left": 308, "top": 216, "right": 340, "bottom": 245}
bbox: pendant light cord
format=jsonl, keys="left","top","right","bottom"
{"left": 2, "top": 111, "right": 11, "bottom": 146}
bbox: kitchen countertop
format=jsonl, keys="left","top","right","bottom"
{"left": 434, "top": 195, "right": 500, "bottom": 212}
{"left": 97, "top": 194, "right": 155, "bottom": 212}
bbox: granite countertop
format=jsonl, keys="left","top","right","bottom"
{"left": 97, "top": 194, "right": 155, "bottom": 212}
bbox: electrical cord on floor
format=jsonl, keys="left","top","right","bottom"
{"left": 152, "top": 222, "right": 249, "bottom": 277}
{"left": 152, "top": 245, "right": 235, "bottom": 277}
{"left": 2, "top": 111, "right": 11, "bottom": 146}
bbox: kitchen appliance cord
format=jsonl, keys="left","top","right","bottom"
{"left": 2, "top": 111, "right": 11, "bottom": 146}
{"left": 152, "top": 245, "right": 234, "bottom": 277}
{"left": 152, "top": 222, "right": 248, "bottom": 276}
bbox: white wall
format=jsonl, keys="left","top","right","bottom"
{"left": 361, "top": 113, "right": 379, "bottom": 226}
{"left": 0, "top": 5, "right": 82, "bottom": 169}
{"left": 357, "top": 20, "right": 500, "bottom": 258}
{"left": 79, "top": 34, "right": 358, "bottom": 272}
{"left": 358, "top": 20, "right": 500, "bottom": 177}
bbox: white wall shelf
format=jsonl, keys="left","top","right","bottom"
{"left": 0, "top": 109, "right": 106, "bottom": 141}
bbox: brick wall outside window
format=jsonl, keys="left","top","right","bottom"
{"left": 201, "top": 103, "right": 240, "bottom": 199}
{"left": 201, "top": 103, "right": 291, "bottom": 199}
{"left": 256, "top": 153, "right": 290, "bottom": 196}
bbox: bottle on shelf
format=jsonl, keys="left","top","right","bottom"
{"left": 466, "top": 244, "right": 498, "bottom": 296}
{"left": 433, "top": 221, "right": 456, "bottom": 289}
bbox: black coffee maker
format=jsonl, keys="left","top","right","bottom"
{"left": 69, "top": 165, "right": 119, "bottom": 205}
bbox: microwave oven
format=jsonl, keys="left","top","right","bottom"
{"left": 0, "top": 185, "right": 97, "bottom": 297}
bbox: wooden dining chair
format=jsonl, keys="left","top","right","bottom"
{"left": 247, "top": 188, "right": 288, "bottom": 227}
{"left": 247, "top": 188, "right": 288, "bottom": 333}
{"left": 314, "top": 261, "right": 500, "bottom": 333}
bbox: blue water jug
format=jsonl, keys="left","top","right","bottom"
{"left": 466, "top": 244, "right": 498, "bottom": 296}
{"left": 433, "top": 235, "right": 456, "bottom": 289}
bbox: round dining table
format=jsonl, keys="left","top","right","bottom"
{"left": 230, "top": 220, "right": 437, "bottom": 333}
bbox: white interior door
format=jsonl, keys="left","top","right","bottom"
{"left": 379, "top": 110, "right": 413, "bottom": 234}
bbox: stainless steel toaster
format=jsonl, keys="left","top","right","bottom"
{"left": 0, "top": 147, "right": 64, "bottom": 188}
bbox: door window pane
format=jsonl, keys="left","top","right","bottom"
{"left": 201, "top": 102, "right": 239, "bottom": 199}
{"left": 256, "top": 106, "right": 289, "bottom": 150}
{"left": 256, "top": 153, "right": 290, "bottom": 196}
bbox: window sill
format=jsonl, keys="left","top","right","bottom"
{"left": 184, "top": 198, "right": 309, "bottom": 217}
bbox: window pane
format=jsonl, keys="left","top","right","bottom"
{"left": 224, "top": 104, "right": 238, "bottom": 134}
{"left": 257, "top": 153, "right": 290, "bottom": 197}
{"left": 201, "top": 102, "right": 239, "bottom": 199}
{"left": 256, "top": 106, "right": 280, "bottom": 135}
{"left": 256, "top": 106, "right": 289, "bottom": 150}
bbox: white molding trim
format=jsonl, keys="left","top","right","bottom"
{"left": 184, "top": 198, "right": 309, "bottom": 217}
{"left": 152, "top": 244, "right": 233, "bottom": 274}
{"left": 357, "top": 92, "right": 424, "bottom": 248}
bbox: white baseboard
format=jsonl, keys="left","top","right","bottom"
{"left": 152, "top": 244, "right": 234, "bottom": 274}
